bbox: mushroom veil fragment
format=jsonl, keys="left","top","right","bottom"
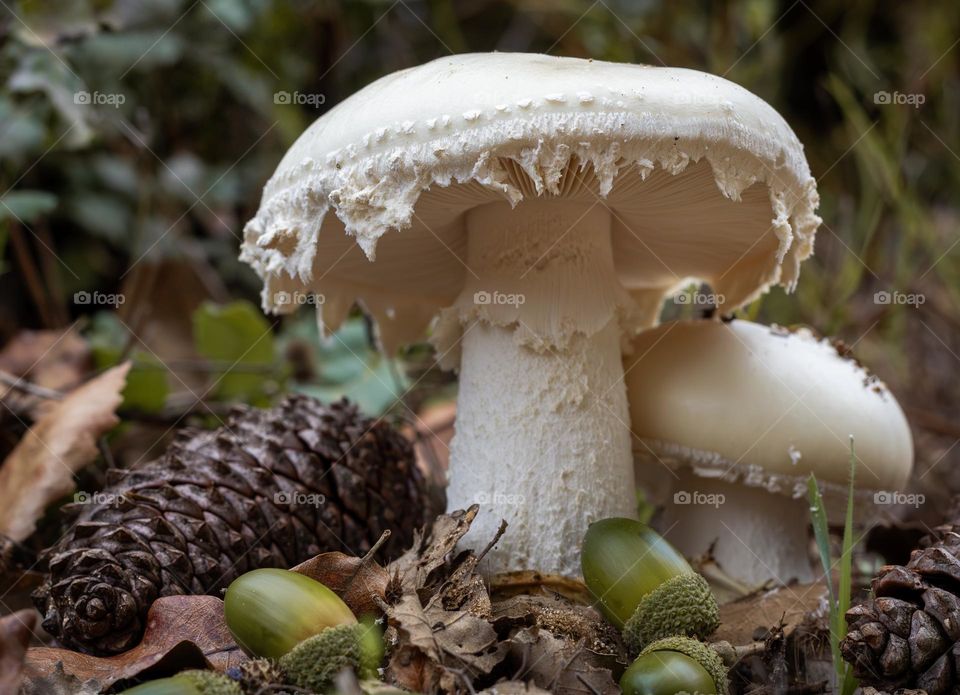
{"left": 241, "top": 53, "right": 821, "bottom": 575}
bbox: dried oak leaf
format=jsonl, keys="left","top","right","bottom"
{"left": 380, "top": 506, "right": 508, "bottom": 693}
{"left": 0, "top": 363, "right": 129, "bottom": 542}
{"left": 0, "top": 608, "right": 36, "bottom": 694}
{"left": 18, "top": 662, "right": 100, "bottom": 695}
{"left": 503, "top": 627, "right": 619, "bottom": 695}
{"left": 389, "top": 506, "right": 480, "bottom": 595}
{"left": 291, "top": 533, "right": 390, "bottom": 617}
{"left": 491, "top": 594, "right": 625, "bottom": 668}
{"left": 479, "top": 680, "right": 553, "bottom": 695}
{"left": 712, "top": 581, "right": 828, "bottom": 645}
{"left": 22, "top": 595, "right": 242, "bottom": 691}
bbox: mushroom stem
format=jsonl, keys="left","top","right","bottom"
{"left": 660, "top": 470, "right": 814, "bottom": 588}
{"left": 444, "top": 199, "right": 638, "bottom": 576}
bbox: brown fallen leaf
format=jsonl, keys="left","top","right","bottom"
{"left": 0, "top": 609, "right": 36, "bottom": 694}
{"left": 491, "top": 594, "right": 624, "bottom": 668}
{"left": 0, "top": 363, "right": 129, "bottom": 542}
{"left": 388, "top": 505, "right": 480, "bottom": 595}
{"left": 489, "top": 571, "right": 592, "bottom": 605}
{"left": 380, "top": 507, "right": 509, "bottom": 693}
{"left": 712, "top": 582, "right": 829, "bottom": 646}
{"left": 291, "top": 532, "right": 390, "bottom": 617}
{"left": 0, "top": 328, "right": 90, "bottom": 395}
{"left": 479, "top": 681, "right": 553, "bottom": 695}
{"left": 503, "top": 628, "right": 619, "bottom": 695}
{"left": 21, "top": 595, "right": 242, "bottom": 691}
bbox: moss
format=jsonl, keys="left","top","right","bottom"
{"left": 623, "top": 573, "right": 719, "bottom": 654}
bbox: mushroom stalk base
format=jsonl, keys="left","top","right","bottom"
{"left": 660, "top": 470, "right": 814, "bottom": 589}
{"left": 445, "top": 200, "right": 638, "bottom": 577}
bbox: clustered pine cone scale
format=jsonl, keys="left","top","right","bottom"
{"left": 842, "top": 522, "right": 960, "bottom": 695}
{"left": 33, "top": 395, "right": 431, "bottom": 655}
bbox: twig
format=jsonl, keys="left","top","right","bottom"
{"left": 0, "top": 369, "right": 63, "bottom": 400}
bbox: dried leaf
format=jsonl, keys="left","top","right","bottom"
{"left": 22, "top": 595, "right": 242, "bottom": 691}
{"left": 504, "top": 628, "right": 619, "bottom": 695}
{"left": 291, "top": 535, "right": 390, "bottom": 617}
{"left": 0, "top": 328, "right": 90, "bottom": 394}
{"left": 389, "top": 506, "right": 479, "bottom": 594}
{"left": 0, "top": 608, "right": 36, "bottom": 693}
{"left": 491, "top": 595, "right": 624, "bottom": 665}
{"left": 713, "top": 582, "right": 829, "bottom": 645}
{"left": 0, "top": 363, "right": 130, "bottom": 542}
{"left": 479, "top": 680, "right": 553, "bottom": 695}
{"left": 18, "top": 662, "right": 101, "bottom": 695}
{"left": 383, "top": 593, "right": 506, "bottom": 693}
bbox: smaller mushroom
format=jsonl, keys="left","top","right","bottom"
{"left": 623, "top": 319, "right": 913, "bottom": 588}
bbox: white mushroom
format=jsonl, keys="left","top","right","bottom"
{"left": 241, "top": 53, "right": 821, "bottom": 576}
{"left": 624, "top": 318, "right": 914, "bottom": 587}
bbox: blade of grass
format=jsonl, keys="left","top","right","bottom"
{"left": 807, "top": 473, "right": 834, "bottom": 601}
{"left": 839, "top": 438, "right": 859, "bottom": 695}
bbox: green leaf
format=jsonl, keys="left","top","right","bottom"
{"left": 279, "top": 313, "right": 408, "bottom": 416}
{"left": 0, "top": 190, "right": 57, "bottom": 223}
{"left": 87, "top": 312, "right": 168, "bottom": 413}
{"left": 192, "top": 300, "right": 278, "bottom": 406}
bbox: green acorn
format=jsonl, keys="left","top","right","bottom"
{"left": 581, "top": 518, "right": 719, "bottom": 653}
{"left": 620, "top": 636, "right": 728, "bottom": 695}
{"left": 224, "top": 568, "right": 357, "bottom": 658}
{"left": 279, "top": 621, "right": 383, "bottom": 692}
{"left": 120, "top": 670, "right": 242, "bottom": 695}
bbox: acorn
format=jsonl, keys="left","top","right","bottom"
{"left": 620, "top": 636, "right": 728, "bottom": 695}
{"left": 224, "top": 568, "right": 357, "bottom": 659}
{"left": 279, "top": 620, "right": 383, "bottom": 691}
{"left": 581, "top": 518, "right": 719, "bottom": 653}
{"left": 119, "top": 670, "right": 242, "bottom": 695}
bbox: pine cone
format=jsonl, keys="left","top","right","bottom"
{"left": 33, "top": 395, "right": 434, "bottom": 655}
{"left": 841, "top": 521, "right": 960, "bottom": 695}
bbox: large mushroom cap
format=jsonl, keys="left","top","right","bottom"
{"left": 242, "top": 53, "right": 820, "bottom": 351}
{"left": 624, "top": 319, "right": 914, "bottom": 497}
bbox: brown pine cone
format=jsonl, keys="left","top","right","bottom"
{"left": 33, "top": 395, "right": 436, "bottom": 655}
{"left": 841, "top": 521, "right": 960, "bottom": 695}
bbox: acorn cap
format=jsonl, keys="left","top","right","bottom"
{"left": 623, "top": 572, "right": 720, "bottom": 654}
{"left": 279, "top": 622, "right": 382, "bottom": 692}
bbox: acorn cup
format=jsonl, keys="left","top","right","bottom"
{"left": 119, "top": 670, "right": 242, "bottom": 695}
{"left": 620, "top": 636, "right": 728, "bottom": 695}
{"left": 224, "top": 568, "right": 382, "bottom": 691}
{"left": 580, "top": 518, "right": 719, "bottom": 653}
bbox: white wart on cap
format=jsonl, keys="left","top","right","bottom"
{"left": 241, "top": 53, "right": 821, "bottom": 576}
{"left": 624, "top": 319, "right": 913, "bottom": 587}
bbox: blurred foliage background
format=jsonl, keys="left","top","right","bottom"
{"left": 0, "top": 0, "right": 958, "bottom": 518}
